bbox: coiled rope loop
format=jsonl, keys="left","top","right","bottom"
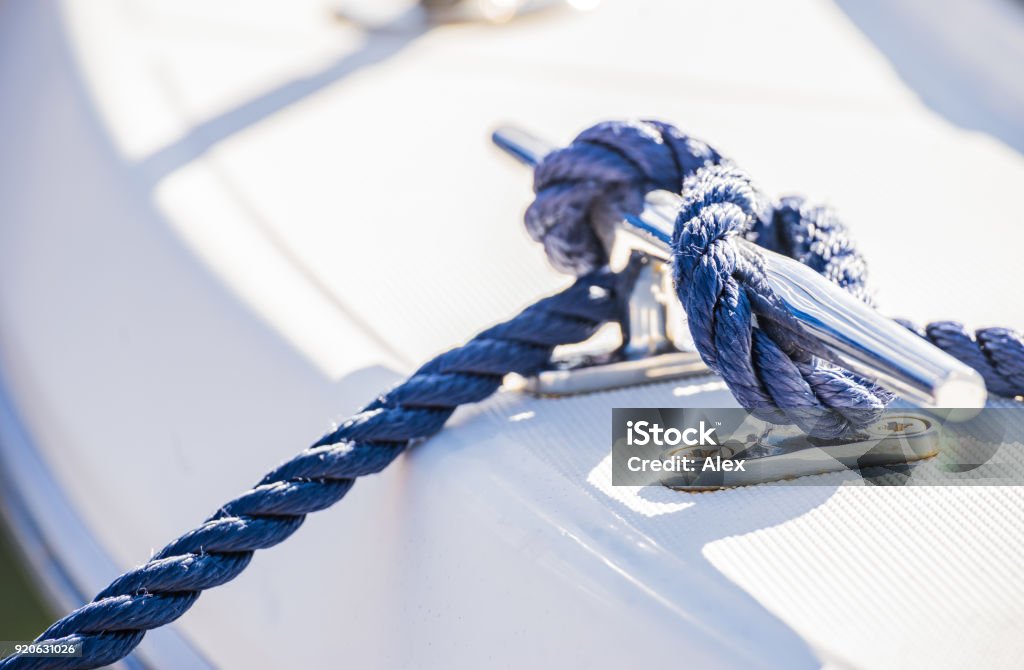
{"left": 526, "top": 120, "right": 721, "bottom": 275}
{"left": 671, "top": 163, "right": 889, "bottom": 437}
{"left": 0, "top": 270, "right": 631, "bottom": 670}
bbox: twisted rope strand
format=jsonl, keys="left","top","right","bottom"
{"left": 0, "top": 271, "right": 628, "bottom": 670}
{"left": 899, "top": 321, "right": 1024, "bottom": 398}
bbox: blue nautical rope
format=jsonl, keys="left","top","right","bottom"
{"left": 756, "top": 195, "right": 872, "bottom": 305}
{"left": 899, "top": 321, "right": 1024, "bottom": 398}
{"left": 0, "top": 270, "right": 630, "bottom": 670}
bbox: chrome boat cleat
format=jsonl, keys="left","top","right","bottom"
{"left": 493, "top": 126, "right": 987, "bottom": 408}
{"left": 335, "top": 0, "right": 581, "bottom": 29}
{"left": 418, "top": 0, "right": 572, "bottom": 23}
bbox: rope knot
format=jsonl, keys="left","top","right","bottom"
{"left": 526, "top": 120, "right": 720, "bottom": 275}
{"left": 671, "top": 164, "right": 889, "bottom": 437}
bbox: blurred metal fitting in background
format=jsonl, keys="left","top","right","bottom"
{"left": 421, "top": 0, "right": 599, "bottom": 24}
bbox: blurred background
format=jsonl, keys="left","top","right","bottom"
{"left": 1, "top": 0, "right": 1023, "bottom": 667}
{"left": 0, "top": 530, "right": 50, "bottom": 641}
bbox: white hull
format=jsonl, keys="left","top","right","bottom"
{"left": 2, "top": 1, "right": 1024, "bottom": 667}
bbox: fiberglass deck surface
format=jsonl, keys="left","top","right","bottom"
{"left": 1, "top": 0, "right": 1024, "bottom": 667}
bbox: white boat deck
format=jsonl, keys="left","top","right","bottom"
{"left": 1, "top": 0, "right": 1023, "bottom": 667}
